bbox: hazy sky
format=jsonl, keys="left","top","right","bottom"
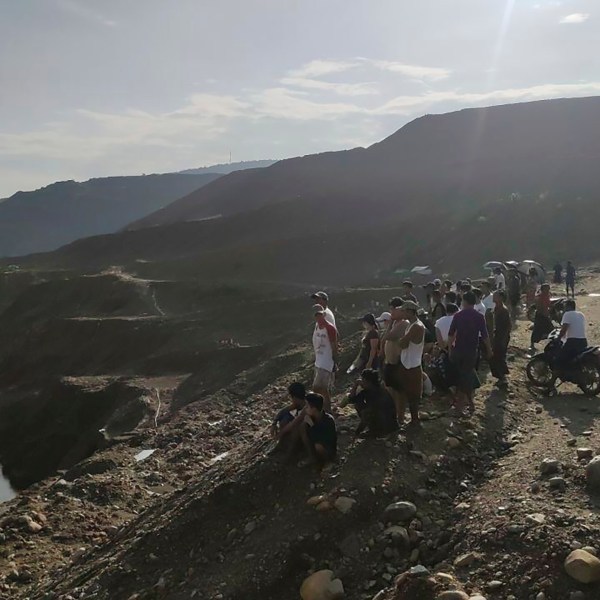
{"left": 0, "top": 0, "right": 598, "bottom": 196}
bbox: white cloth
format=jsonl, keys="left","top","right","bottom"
{"left": 475, "top": 302, "right": 486, "bottom": 316}
{"left": 401, "top": 321, "right": 424, "bottom": 369}
{"left": 482, "top": 294, "right": 494, "bottom": 311}
{"left": 313, "top": 324, "right": 335, "bottom": 371}
{"left": 561, "top": 310, "right": 587, "bottom": 340}
{"left": 435, "top": 315, "right": 454, "bottom": 342}
{"left": 324, "top": 307, "right": 336, "bottom": 327}
{"left": 495, "top": 273, "right": 505, "bottom": 290}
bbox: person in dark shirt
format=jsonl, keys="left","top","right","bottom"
{"left": 448, "top": 291, "right": 493, "bottom": 414}
{"left": 299, "top": 393, "right": 337, "bottom": 467}
{"left": 401, "top": 280, "right": 418, "bottom": 303}
{"left": 489, "top": 290, "right": 511, "bottom": 387}
{"left": 430, "top": 289, "right": 446, "bottom": 322}
{"left": 566, "top": 261, "right": 576, "bottom": 298}
{"left": 553, "top": 262, "right": 563, "bottom": 284}
{"left": 270, "top": 382, "right": 306, "bottom": 450}
{"left": 341, "top": 369, "right": 397, "bottom": 437}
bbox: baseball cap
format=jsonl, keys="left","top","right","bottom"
{"left": 389, "top": 297, "right": 404, "bottom": 308}
{"left": 312, "top": 304, "right": 325, "bottom": 315}
{"left": 311, "top": 291, "right": 329, "bottom": 302}
{"left": 376, "top": 311, "right": 392, "bottom": 323}
{"left": 433, "top": 278, "right": 442, "bottom": 286}
{"left": 402, "top": 300, "right": 419, "bottom": 312}
{"left": 402, "top": 280, "right": 414, "bottom": 287}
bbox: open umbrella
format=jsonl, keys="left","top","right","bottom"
{"left": 411, "top": 266, "right": 432, "bottom": 276}
{"left": 483, "top": 261, "right": 503, "bottom": 271}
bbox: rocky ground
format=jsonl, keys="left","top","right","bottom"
{"left": 2, "top": 274, "right": 600, "bottom": 599}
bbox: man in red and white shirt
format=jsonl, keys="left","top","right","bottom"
{"left": 312, "top": 304, "right": 339, "bottom": 412}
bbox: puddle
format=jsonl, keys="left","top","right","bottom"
{"left": 209, "top": 451, "right": 230, "bottom": 465}
{"left": 0, "top": 466, "right": 15, "bottom": 503}
{"left": 134, "top": 449, "right": 157, "bottom": 462}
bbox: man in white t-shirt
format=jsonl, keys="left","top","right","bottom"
{"left": 557, "top": 299, "right": 587, "bottom": 368}
{"left": 435, "top": 303, "right": 459, "bottom": 349}
{"left": 473, "top": 288, "right": 487, "bottom": 316}
{"left": 494, "top": 268, "right": 505, "bottom": 291}
{"left": 311, "top": 291, "right": 336, "bottom": 327}
{"left": 312, "top": 305, "right": 339, "bottom": 411}
{"left": 481, "top": 281, "right": 494, "bottom": 312}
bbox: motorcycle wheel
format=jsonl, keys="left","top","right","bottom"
{"left": 526, "top": 355, "right": 555, "bottom": 387}
{"left": 578, "top": 361, "right": 600, "bottom": 396}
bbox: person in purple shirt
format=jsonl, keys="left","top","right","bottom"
{"left": 448, "top": 291, "right": 493, "bottom": 414}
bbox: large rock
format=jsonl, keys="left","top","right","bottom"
{"left": 564, "top": 549, "right": 600, "bottom": 583}
{"left": 586, "top": 456, "right": 600, "bottom": 491}
{"left": 540, "top": 458, "right": 560, "bottom": 475}
{"left": 384, "top": 501, "right": 417, "bottom": 523}
{"left": 437, "top": 592, "right": 469, "bottom": 600}
{"left": 334, "top": 497, "right": 356, "bottom": 514}
{"left": 300, "top": 570, "right": 345, "bottom": 600}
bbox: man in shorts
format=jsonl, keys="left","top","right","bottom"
{"left": 448, "top": 291, "right": 492, "bottom": 414}
{"left": 380, "top": 297, "right": 408, "bottom": 426}
{"left": 312, "top": 304, "right": 339, "bottom": 411}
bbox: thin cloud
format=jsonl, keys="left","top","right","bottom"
{"left": 365, "top": 59, "right": 452, "bottom": 81}
{"left": 55, "top": 0, "right": 117, "bottom": 27}
{"left": 560, "top": 13, "right": 590, "bottom": 24}
{"left": 290, "top": 59, "right": 359, "bottom": 78}
{"left": 280, "top": 77, "right": 378, "bottom": 97}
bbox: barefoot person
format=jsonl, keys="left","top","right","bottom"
{"left": 299, "top": 392, "right": 337, "bottom": 467}
{"left": 380, "top": 298, "right": 408, "bottom": 426}
{"left": 396, "top": 301, "right": 425, "bottom": 427}
{"left": 312, "top": 305, "right": 339, "bottom": 412}
{"left": 448, "top": 291, "right": 492, "bottom": 414}
{"left": 489, "top": 290, "right": 511, "bottom": 387}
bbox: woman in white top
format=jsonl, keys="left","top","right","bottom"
{"left": 396, "top": 301, "right": 425, "bottom": 427}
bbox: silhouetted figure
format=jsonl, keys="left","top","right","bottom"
{"left": 553, "top": 262, "right": 563, "bottom": 284}
{"left": 566, "top": 261, "right": 576, "bottom": 297}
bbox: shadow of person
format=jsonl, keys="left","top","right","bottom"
{"left": 538, "top": 389, "right": 600, "bottom": 438}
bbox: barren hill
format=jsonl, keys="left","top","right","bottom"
{"left": 0, "top": 173, "right": 221, "bottom": 257}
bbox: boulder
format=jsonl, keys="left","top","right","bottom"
{"left": 577, "top": 448, "right": 594, "bottom": 460}
{"left": 548, "top": 477, "right": 566, "bottom": 491}
{"left": 586, "top": 456, "right": 600, "bottom": 491}
{"left": 437, "top": 592, "right": 469, "bottom": 600}
{"left": 334, "top": 497, "right": 356, "bottom": 514}
{"left": 384, "top": 501, "right": 417, "bottom": 523}
{"left": 564, "top": 549, "right": 600, "bottom": 583}
{"left": 383, "top": 525, "right": 410, "bottom": 549}
{"left": 300, "top": 570, "right": 345, "bottom": 600}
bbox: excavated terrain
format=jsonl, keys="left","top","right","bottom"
{"left": 1, "top": 270, "right": 600, "bottom": 600}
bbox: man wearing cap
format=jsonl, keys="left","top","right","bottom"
{"left": 311, "top": 291, "right": 335, "bottom": 327}
{"left": 401, "top": 281, "right": 418, "bottom": 304}
{"left": 312, "top": 304, "right": 339, "bottom": 412}
{"left": 380, "top": 297, "right": 408, "bottom": 426}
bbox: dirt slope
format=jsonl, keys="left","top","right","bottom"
{"left": 2, "top": 274, "right": 600, "bottom": 599}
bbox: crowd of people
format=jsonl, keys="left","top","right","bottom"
{"left": 270, "top": 263, "right": 585, "bottom": 469}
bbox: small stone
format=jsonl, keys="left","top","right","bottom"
{"left": 307, "top": 495, "right": 327, "bottom": 506}
{"left": 447, "top": 437, "right": 461, "bottom": 449}
{"left": 437, "top": 592, "right": 468, "bottom": 600}
{"left": 526, "top": 513, "right": 546, "bottom": 525}
{"left": 409, "top": 565, "right": 430, "bottom": 577}
{"left": 244, "top": 521, "right": 256, "bottom": 535}
{"left": 384, "top": 501, "right": 417, "bottom": 523}
{"left": 487, "top": 581, "right": 503, "bottom": 589}
{"left": 582, "top": 546, "right": 597, "bottom": 556}
{"left": 316, "top": 501, "right": 333, "bottom": 512}
{"left": 577, "top": 448, "right": 594, "bottom": 460}
{"left": 454, "top": 552, "right": 477, "bottom": 568}
{"left": 567, "top": 438, "right": 577, "bottom": 446}
{"left": 383, "top": 526, "right": 410, "bottom": 549}
{"left": 300, "top": 570, "right": 345, "bottom": 600}
{"left": 549, "top": 476, "right": 566, "bottom": 491}
{"left": 530, "top": 482, "right": 541, "bottom": 493}
{"left": 564, "top": 549, "right": 600, "bottom": 583}
{"left": 540, "top": 458, "right": 560, "bottom": 475}
{"left": 334, "top": 497, "right": 356, "bottom": 515}
{"left": 469, "top": 596, "right": 487, "bottom": 600}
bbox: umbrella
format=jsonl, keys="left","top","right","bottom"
{"left": 518, "top": 260, "right": 545, "bottom": 278}
{"left": 483, "top": 261, "right": 503, "bottom": 270}
{"left": 411, "top": 266, "right": 432, "bottom": 276}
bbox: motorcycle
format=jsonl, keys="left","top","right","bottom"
{"left": 526, "top": 329, "right": 600, "bottom": 395}
{"left": 527, "top": 296, "right": 567, "bottom": 324}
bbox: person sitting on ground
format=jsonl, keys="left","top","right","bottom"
{"left": 435, "top": 303, "right": 459, "bottom": 349}
{"left": 448, "top": 291, "right": 493, "bottom": 415}
{"left": 298, "top": 392, "right": 337, "bottom": 467}
{"left": 340, "top": 368, "right": 397, "bottom": 437}
{"left": 557, "top": 299, "right": 587, "bottom": 370}
{"left": 397, "top": 300, "right": 425, "bottom": 428}
{"left": 529, "top": 283, "right": 553, "bottom": 354}
{"left": 312, "top": 304, "right": 339, "bottom": 412}
{"left": 489, "top": 290, "right": 511, "bottom": 387}
{"left": 401, "top": 280, "right": 418, "bottom": 303}
{"left": 270, "top": 382, "right": 307, "bottom": 450}
{"left": 311, "top": 291, "right": 336, "bottom": 326}
{"left": 430, "top": 289, "right": 446, "bottom": 322}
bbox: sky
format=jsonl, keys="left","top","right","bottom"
{"left": 0, "top": 0, "right": 598, "bottom": 196}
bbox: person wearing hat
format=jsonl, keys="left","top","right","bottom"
{"left": 401, "top": 281, "right": 418, "bottom": 304}
{"left": 396, "top": 300, "right": 425, "bottom": 428}
{"left": 311, "top": 291, "right": 335, "bottom": 326}
{"left": 312, "top": 304, "right": 339, "bottom": 412}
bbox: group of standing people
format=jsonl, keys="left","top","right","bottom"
{"left": 271, "top": 262, "right": 582, "bottom": 467}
